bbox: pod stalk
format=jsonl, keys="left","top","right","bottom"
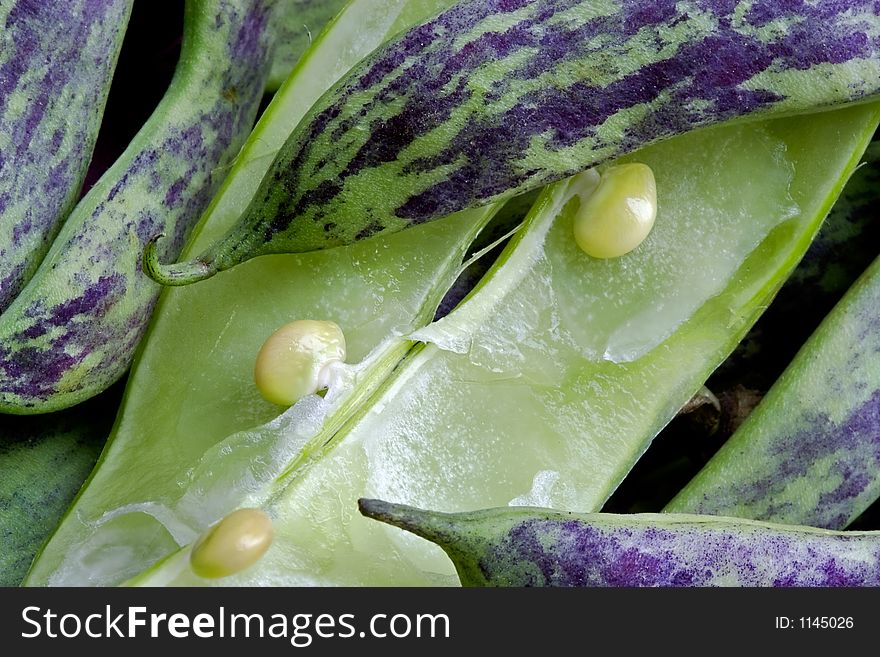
{"left": 143, "top": 233, "right": 217, "bottom": 286}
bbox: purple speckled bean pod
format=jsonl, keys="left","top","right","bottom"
{"left": 359, "top": 499, "right": 880, "bottom": 586}
{"left": 0, "top": 0, "right": 279, "bottom": 414}
{"left": 0, "top": 0, "right": 133, "bottom": 311}
{"left": 145, "top": 0, "right": 880, "bottom": 286}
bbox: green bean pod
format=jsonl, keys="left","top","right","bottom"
{"left": 0, "top": 387, "right": 119, "bottom": 585}
{"left": 666, "top": 251, "right": 880, "bottom": 529}
{"left": 359, "top": 499, "right": 880, "bottom": 586}
{"left": 710, "top": 146, "right": 880, "bottom": 394}
{"left": 0, "top": 0, "right": 133, "bottom": 311}
{"left": 266, "top": 0, "right": 348, "bottom": 91}
{"left": 145, "top": 0, "right": 880, "bottom": 286}
{"left": 608, "top": 149, "right": 880, "bottom": 515}
{"left": 0, "top": 0, "right": 279, "bottom": 414}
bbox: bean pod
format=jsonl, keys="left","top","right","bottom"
{"left": 145, "top": 0, "right": 880, "bottom": 286}
{"left": 359, "top": 499, "right": 880, "bottom": 587}
{"left": 0, "top": 388, "right": 118, "bottom": 585}
{"left": 0, "top": 0, "right": 279, "bottom": 414}
{"left": 266, "top": 0, "right": 348, "bottom": 91}
{"left": 605, "top": 146, "right": 880, "bottom": 518}
{"left": 666, "top": 251, "right": 880, "bottom": 529}
{"left": 710, "top": 145, "right": 880, "bottom": 394}
{"left": 0, "top": 0, "right": 133, "bottom": 311}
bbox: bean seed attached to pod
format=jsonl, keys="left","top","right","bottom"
{"left": 254, "top": 320, "right": 346, "bottom": 406}
{"left": 573, "top": 163, "right": 657, "bottom": 259}
{"left": 190, "top": 508, "right": 274, "bottom": 579}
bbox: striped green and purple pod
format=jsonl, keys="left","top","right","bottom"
{"left": 0, "top": 0, "right": 279, "bottom": 414}
{"left": 146, "top": 0, "right": 880, "bottom": 286}
{"left": 0, "top": 0, "right": 133, "bottom": 311}
{"left": 359, "top": 499, "right": 880, "bottom": 587}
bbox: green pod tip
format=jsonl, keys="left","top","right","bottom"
{"left": 143, "top": 233, "right": 217, "bottom": 286}
{"left": 358, "top": 498, "right": 493, "bottom": 586}
{"left": 358, "top": 498, "right": 457, "bottom": 542}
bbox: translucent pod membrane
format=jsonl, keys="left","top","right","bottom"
{"left": 190, "top": 508, "right": 273, "bottom": 579}
{"left": 254, "top": 320, "right": 347, "bottom": 406}
{"left": 573, "top": 163, "right": 657, "bottom": 259}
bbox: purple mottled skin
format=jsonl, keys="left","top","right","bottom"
{"left": 147, "top": 0, "right": 880, "bottom": 286}
{"left": 0, "top": 0, "right": 279, "bottom": 413}
{"left": 667, "top": 253, "right": 880, "bottom": 529}
{"left": 674, "top": 390, "right": 880, "bottom": 529}
{"left": 0, "top": 0, "right": 133, "bottom": 311}
{"left": 359, "top": 499, "right": 880, "bottom": 587}
{"left": 347, "top": 0, "right": 877, "bottom": 220}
